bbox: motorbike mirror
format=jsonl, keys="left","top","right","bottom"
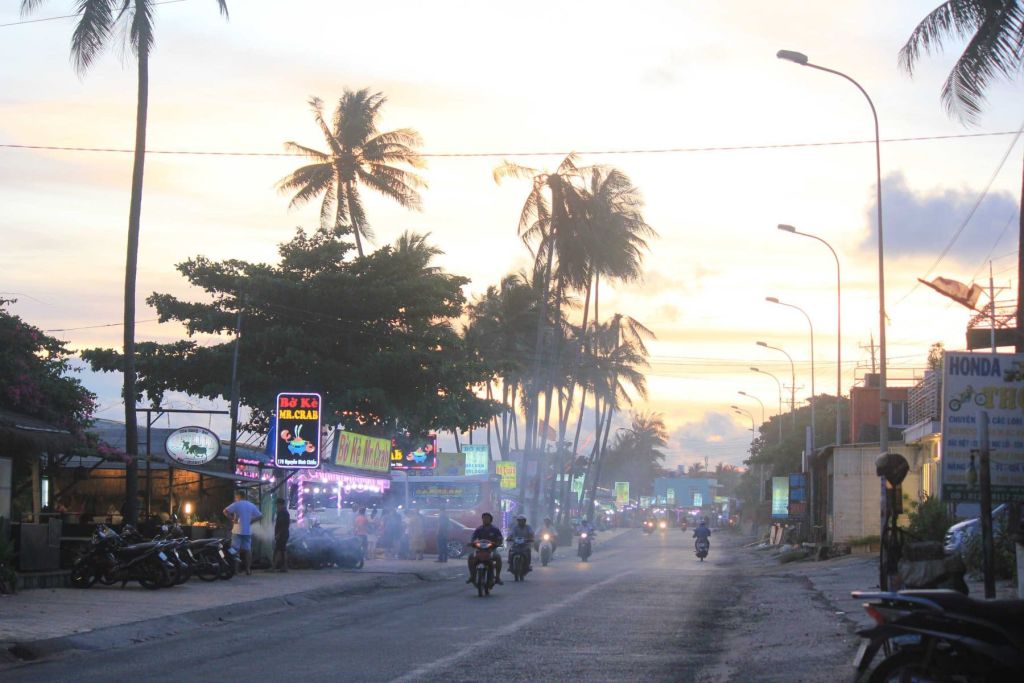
{"left": 874, "top": 452, "right": 910, "bottom": 487}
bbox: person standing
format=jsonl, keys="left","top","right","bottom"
{"left": 407, "top": 509, "right": 425, "bottom": 560}
{"left": 354, "top": 507, "right": 370, "bottom": 560}
{"left": 435, "top": 506, "right": 451, "bottom": 563}
{"left": 366, "top": 509, "right": 380, "bottom": 561}
{"left": 273, "top": 498, "right": 290, "bottom": 572}
{"left": 224, "top": 491, "right": 263, "bottom": 576}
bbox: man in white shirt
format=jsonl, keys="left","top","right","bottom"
{"left": 224, "top": 491, "right": 263, "bottom": 575}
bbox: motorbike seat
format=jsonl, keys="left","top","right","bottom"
{"left": 118, "top": 541, "right": 159, "bottom": 556}
{"left": 900, "top": 589, "right": 1024, "bottom": 624}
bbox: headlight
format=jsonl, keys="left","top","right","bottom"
{"left": 581, "top": 533, "right": 588, "bottom": 539}
{"left": 542, "top": 534, "right": 550, "bottom": 541}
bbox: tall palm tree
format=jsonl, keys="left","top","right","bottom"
{"left": 899, "top": 2, "right": 1024, "bottom": 351}
{"left": 279, "top": 90, "right": 427, "bottom": 258}
{"left": 21, "top": 0, "right": 230, "bottom": 524}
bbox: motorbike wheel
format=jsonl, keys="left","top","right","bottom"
{"left": 174, "top": 562, "right": 192, "bottom": 585}
{"left": 218, "top": 555, "right": 237, "bottom": 580}
{"left": 138, "top": 562, "right": 170, "bottom": 590}
{"left": 70, "top": 561, "right": 97, "bottom": 588}
{"left": 195, "top": 558, "right": 221, "bottom": 582}
{"left": 541, "top": 548, "right": 550, "bottom": 567}
{"left": 476, "top": 569, "right": 486, "bottom": 597}
{"left": 859, "top": 649, "right": 946, "bottom": 683}
{"left": 511, "top": 556, "right": 522, "bottom": 581}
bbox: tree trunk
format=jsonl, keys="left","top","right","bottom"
{"left": 123, "top": 47, "right": 150, "bottom": 527}
{"left": 346, "top": 183, "right": 364, "bottom": 258}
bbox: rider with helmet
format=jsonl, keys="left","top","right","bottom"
{"left": 693, "top": 518, "right": 711, "bottom": 550}
{"left": 508, "top": 514, "right": 535, "bottom": 574}
{"left": 467, "top": 512, "right": 504, "bottom": 585}
{"left": 537, "top": 517, "right": 558, "bottom": 555}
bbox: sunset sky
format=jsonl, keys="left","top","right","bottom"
{"left": 2, "top": 1, "right": 1022, "bottom": 469}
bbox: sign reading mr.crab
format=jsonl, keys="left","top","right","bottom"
{"left": 274, "top": 392, "right": 321, "bottom": 469}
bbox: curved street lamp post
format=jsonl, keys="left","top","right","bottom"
{"left": 766, "top": 296, "right": 815, "bottom": 452}
{"left": 756, "top": 342, "right": 796, "bottom": 428}
{"left": 750, "top": 366, "right": 784, "bottom": 443}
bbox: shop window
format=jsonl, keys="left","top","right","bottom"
{"left": 890, "top": 400, "right": 909, "bottom": 428}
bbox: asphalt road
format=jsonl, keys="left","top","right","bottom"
{"left": 4, "top": 530, "right": 798, "bottom": 683}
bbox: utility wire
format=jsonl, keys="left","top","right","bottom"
{"left": 0, "top": 0, "right": 189, "bottom": 28}
{"left": 0, "top": 130, "right": 1018, "bottom": 159}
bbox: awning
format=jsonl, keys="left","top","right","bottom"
{"left": 0, "top": 408, "right": 79, "bottom": 457}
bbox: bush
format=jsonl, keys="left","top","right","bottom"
{"left": 961, "top": 523, "right": 1017, "bottom": 581}
{"left": 905, "top": 494, "right": 955, "bottom": 543}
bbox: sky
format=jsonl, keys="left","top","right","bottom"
{"left": 2, "top": 1, "right": 1022, "bottom": 470}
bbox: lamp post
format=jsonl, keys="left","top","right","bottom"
{"left": 731, "top": 406, "right": 756, "bottom": 453}
{"left": 737, "top": 391, "right": 765, "bottom": 426}
{"left": 750, "top": 366, "right": 784, "bottom": 444}
{"left": 778, "top": 224, "right": 842, "bottom": 446}
{"left": 777, "top": 48, "right": 888, "bottom": 586}
{"left": 765, "top": 296, "right": 815, "bottom": 451}
{"left": 756, "top": 342, "right": 796, "bottom": 427}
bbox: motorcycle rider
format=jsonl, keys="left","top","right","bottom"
{"left": 693, "top": 518, "right": 711, "bottom": 550}
{"left": 537, "top": 517, "right": 558, "bottom": 555}
{"left": 577, "top": 516, "right": 595, "bottom": 537}
{"left": 466, "top": 512, "right": 504, "bottom": 585}
{"left": 508, "top": 514, "right": 535, "bottom": 573}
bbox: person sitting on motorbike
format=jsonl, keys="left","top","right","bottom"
{"left": 467, "top": 512, "right": 504, "bottom": 585}
{"left": 508, "top": 514, "right": 535, "bottom": 572}
{"left": 693, "top": 519, "right": 711, "bottom": 549}
{"left": 537, "top": 517, "right": 558, "bottom": 554}
{"left": 577, "top": 517, "right": 595, "bottom": 537}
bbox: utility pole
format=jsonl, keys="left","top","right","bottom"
{"left": 228, "top": 300, "right": 245, "bottom": 476}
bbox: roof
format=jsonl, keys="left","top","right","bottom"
{"left": 0, "top": 408, "right": 79, "bottom": 457}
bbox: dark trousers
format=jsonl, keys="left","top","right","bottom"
{"left": 437, "top": 536, "right": 449, "bottom": 562}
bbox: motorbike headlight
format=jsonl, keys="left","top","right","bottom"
{"left": 581, "top": 533, "right": 588, "bottom": 539}
{"left": 542, "top": 534, "right": 550, "bottom": 541}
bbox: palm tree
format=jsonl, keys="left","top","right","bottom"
{"left": 899, "top": 2, "right": 1024, "bottom": 351}
{"left": 279, "top": 90, "right": 427, "bottom": 258}
{"left": 21, "top": 0, "right": 230, "bottom": 524}
{"left": 598, "top": 411, "right": 668, "bottom": 493}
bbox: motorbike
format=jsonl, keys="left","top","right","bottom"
{"left": 286, "top": 521, "right": 364, "bottom": 569}
{"left": 850, "top": 589, "right": 1024, "bottom": 682}
{"left": 642, "top": 520, "right": 655, "bottom": 535}
{"left": 468, "top": 539, "right": 499, "bottom": 597}
{"left": 124, "top": 523, "right": 235, "bottom": 581}
{"left": 657, "top": 520, "right": 668, "bottom": 533}
{"left": 508, "top": 536, "right": 532, "bottom": 581}
{"left": 539, "top": 532, "right": 554, "bottom": 566}
{"left": 695, "top": 537, "right": 710, "bottom": 561}
{"left": 70, "top": 525, "right": 175, "bottom": 590}
{"left": 577, "top": 531, "right": 592, "bottom": 562}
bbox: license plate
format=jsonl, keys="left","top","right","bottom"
{"left": 158, "top": 552, "right": 168, "bottom": 561}
{"left": 852, "top": 641, "right": 870, "bottom": 668}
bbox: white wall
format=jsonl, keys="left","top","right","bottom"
{"left": 831, "top": 444, "right": 920, "bottom": 543}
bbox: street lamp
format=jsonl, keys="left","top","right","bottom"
{"left": 731, "top": 406, "right": 756, "bottom": 450}
{"left": 778, "top": 223, "right": 842, "bottom": 446}
{"left": 737, "top": 391, "right": 765, "bottom": 426}
{"left": 777, "top": 48, "right": 888, "bottom": 587}
{"left": 766, "top": 297, "right": 815, "bottom": 451}
{"left": 750, "top": 366, "right": 784, "bottom": 443}
{"left": 756, "top": 342, "right": 796, "bottom": 426}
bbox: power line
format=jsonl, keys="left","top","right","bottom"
{"left": 44, "top": 318, "right": 160, "bottom": 333}
{"left": 0, "top": 0, "right": 189, "bottom": 28}
{"left": 0, "top": 130, "right": 1018, "bottom": 159}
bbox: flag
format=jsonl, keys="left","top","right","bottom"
{"left": 918, "top": 276, "right": 984, "bottom": 310}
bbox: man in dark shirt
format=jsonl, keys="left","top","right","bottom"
{"left": 466, "top": 512, "right": 504, "bottom": 584}
{"left": 274, "top": 498, "right": 290, "bottom": 572}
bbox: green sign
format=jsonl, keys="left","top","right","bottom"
{"left": 772, "top": 476, "right": 790, "bottom": 518}
{"left": 666, "top": 488, "right": 676, "bottom": 505}
{"left": 614, "top": 482, "right": 629, "bottom": 505}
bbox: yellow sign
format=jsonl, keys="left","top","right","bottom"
{"left": 496, "top": 461, "right": 517, "bottom": 490}
{"left": 333, "top": 431, "right": 391, "bottom": 473}
{"left": 615, "top": 481, "right": 629, "bottom": 505}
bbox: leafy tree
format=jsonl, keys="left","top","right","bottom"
{"left": 278, "top": 90, "right": 426, "bottom": 258}
{"left": 21, "top": 0, "right": 231, "bottom": 524}
{"left": 597, "top": 411, "right": 669, "bottom": 495}
{"left": 81, "top": 228, "right": 498, "bottom": 440}
{"left": 0, "top": 299, "right": 96, "bottom": 434}
{"left": 927, "top": 342, "right": 945, "bottom": 371}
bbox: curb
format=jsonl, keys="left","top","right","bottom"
{"left": 1, "top": 566, "right": 461, "bottom": 667}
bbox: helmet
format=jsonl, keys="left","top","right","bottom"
{"left": 515, "top": 514, "right": 527, "bottom": 522}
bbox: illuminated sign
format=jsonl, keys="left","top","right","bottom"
{"left": 496, "top": 461, "right": 517, "bottom": 490}
{"left": 693, "top": 493, "right": 703, "bottom": 507}
{"left": 666, "top": 488, "right": 676, "bottom": 505}
{"left": 771, "top": 477, "right": 790, "bottom": 518}
{"left": 334, "top": 431, "right": 391, "bottom": 473}
{"left": 462, "top": 444, "right": 489, "bottom": 476}
{"left": 390, "top": 433, "right": 437, "bottom": 470}
{"left": 436, "top": 452, "right": 465, "bottom": 476}
{"left": 274, "top": 392, "right": 321, "bottom": 469}
{"left": 164, "top": 426, "right": 221, "bottom": 466}
{"left": 615, "top": 482, "right": 629, "bottom": 505}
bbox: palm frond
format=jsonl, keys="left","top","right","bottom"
{"left": 276, "top": 162, "right": 333, "bottom": 207}
{"left": 127, "top": 0, "right": 155, "bottom": 59}
{"left": 282, "top": 141, "right": 330, "bottom": 161}
{"left": 493, "top": 160, "right": 541, "bottom": 184}
{"left": 309, "top": 96, "right": 343, "bottom": 156}
{"left": 66, "top": 0, "right": 117, "bottom": 73}
{"left": 345, "top": 186, "right": 372, "bottom": 242}
{"left": 358, "top": 164, "right": 425, "bottom": 210}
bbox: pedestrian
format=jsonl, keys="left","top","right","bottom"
{"left": 383, "top": 509, "right": 405, "bottom": 559}
{"left": 406, "top": 509, "right": 425, "bottom": 560}
{"left": 273, "top": 497, "right": 290, "bottom": 572}
{"left": 435, "top": 506, "right": 451, "bottom": 563}
{"left": 223, "top": 490, "right": 263, "bottom": 575}
{"left": 367, "top": 509, "right": 380, "bottom": 560}
{"left": 354, "top": 507, "right": 370, "bottom": 560}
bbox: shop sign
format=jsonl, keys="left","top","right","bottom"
{"left": 693, "top": 492, "right": 703, "bottom": 507}
{"left": 640, "top": 496, "right": 653, "bottom": 508}
{"left": 462, "top": 444, "right": 489, "bottom": 476}
{"left": 164, "top": 426, "right": 221, "bottom": 466}
{"left": 391, "top": 433, "right": 437, "bottom": 470}
{"left": 614, "top": 481, "right": 629, "bottom": 505}
{"left": 771, "top": 476, "right": 790, "bottom": 518}
{"left": 436, "top": 452, "right": 466, "bottom": 476}
{"left": 274, "top": 392, "right": 321, "bottom": 469}
{"left": 496, "top": 461, "right": 517, "bottom": 490}
{"left": 571, "top": 475, "right": 584, "bottom": 498}
{"left": 941, "top": 351, "right": 1024, "bottom": 502}
{"left": 666, "top": 488, "right": 676, "bottom": 505}
{"left": 333, "top": 431, "right": 390, "bottom": 473}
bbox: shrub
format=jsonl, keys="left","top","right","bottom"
{"left": 904, "top": 494, "right": 956, "bottom": 543}
{"left": 961, "top": 523, "right": 1017, "bottom": 581}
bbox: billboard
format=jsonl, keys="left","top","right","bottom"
{"left": 614, "top": 482, "right": 629, "bottom": 506}
{"left": 462, "top": 444, "right": 489, "bottom": 476}
{"left": 390, "top": 433, "right": 437, "bottom": 471}
{"left": 941, "top": 351, "right": 1024, "bottom": 502}
{"left": 496, "top": 461, "right": 517, "bottom": 490}
{"left": 771, "top": 477, "right": 790, "bottom": 518}
{"left": 436, "top": 452, "right": 466, "bottom": 476}
{"left": 333, "top": 431, "right": 391, "bottom": 473}
{"left": 274, "top": 392, "right": 321, "bottom": 469}
{"left": 164, "top": 426, "right": 221, "bottom": 467}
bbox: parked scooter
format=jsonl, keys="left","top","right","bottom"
{"left": 577, "top": 531, "right": 592, "bottom": 562}
{"left": 508, "top": 536, "right": 532, "bottom": 581}
{"left": 539, "top": 532, "right": 554, "bottom": 566}
{"left": 468, "top": 539, "right": 499, "bottom": 597}
{"left": 70, "top": 525, "right": 175, "bottom": 589}
{"left": 850, "top": 589, "right": 1024, "bottom": 682}
{"left": 695, "top": 538, "right": 710, "bottom": 561}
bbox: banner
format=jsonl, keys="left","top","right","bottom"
{"left": 274, "top": 392, "right": 321, "bottom": 468}
{"left": 941, "top": 351, "right": 1024, "bottom": 502}
{"left": 391, "top": 433, "right": 438, "bottom": 471}
{"left": 496, "top": 461, "right": 517, "bottom": 490}
{"left": 771, "top": 476, "right": 790, "bottom": 518}
{"left": 333, "top": 431, "right": 391, "bottom": 473}
{"left": 666, "top": 488, "right": 676, "bottom": 505}
{"left": 615, "top": 481, "right": 629, "bottom": 506}
{"left": 571, "top": 475, "right": 585, "bottom": 500}
{"left": 462, "top": 444, "right": 489, "bottom": 476}
{"left": 436, "top": 452, "right": 466, "bottom": 476}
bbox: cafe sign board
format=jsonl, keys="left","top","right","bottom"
{"left": 274, "top": 392, "right": 321, "bottom": 469}
{"left": 333, "top": 431, "right": 390, "bottom": 473}
{"left": 615, "top": 482, "right": 629, "bottom": 506}
{"left": 462, "top": 444, "right": 489, "bottom": 476}
{"left": 496, "top": 461, "right": 517, "bottom": 490}
{"left": 164, "top": 426, "right": 221, "bottom": 466}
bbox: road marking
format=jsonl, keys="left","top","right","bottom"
{"left": 387, "top": 569, "right": 634, "bottom": 683}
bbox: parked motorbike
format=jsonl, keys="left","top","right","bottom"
{"left": 695, "top": 538, "right": 710, "bottom": 561}
{"left": 70, "top": 525, "right": 174, "bottom": 590}
{"left": 539, "top": 532, "right": 554, "bottom": 566}
{"left": 850, "top": 589, "right": 1024, "bottom": 682}
{"left": 508, "top": 536, "right": 532, "bottom": 581}
{"left": 468, "top": 539, "right": 499, "bottom": 597}
{"left": 577, "top": 531, "right": 592, "bottom": 562}
{"left": 287, "top": 521, "right": 364, "bottom": 569}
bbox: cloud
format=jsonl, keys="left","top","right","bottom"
{"left": 666, "top": 410, "right": 752, "bottom": 469}
{"left": 862, "top": 173, "right": 1018, "bottom": 264}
